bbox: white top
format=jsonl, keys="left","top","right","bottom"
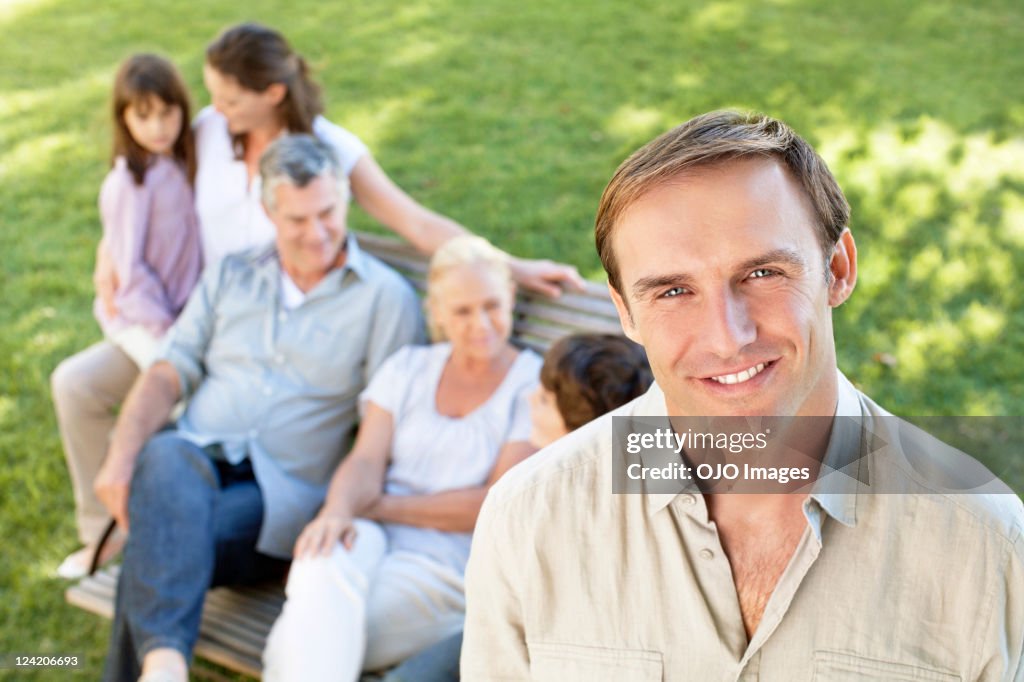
{"left": 192, "top": 106, "right": 368, "bottom": 269}
{"left": 278, "top": 271, "right": 306, "bottom": 310}
{"left": 360, "top": 343, "right": 541, "bottom": 573}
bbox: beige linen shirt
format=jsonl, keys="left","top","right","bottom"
{"left": 462, "top": 372, "right": 1024, "bottom": 681}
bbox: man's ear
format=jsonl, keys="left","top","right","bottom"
{"left": 828, "top": 228, "right": 858, "bottom": 307}
{"left": 608, "top": 282, "right": 642, "bottom": 346}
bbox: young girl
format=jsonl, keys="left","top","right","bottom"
{"left": 51, "top": 53, "right": 202, "bottom": 579}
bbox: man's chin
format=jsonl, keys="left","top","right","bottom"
{"left": 671, "top": 388, "right": 792, "bottom": 418}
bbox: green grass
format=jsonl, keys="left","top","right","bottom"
{"left": 1, "top": 0, "right": 1022, "bottom": 677}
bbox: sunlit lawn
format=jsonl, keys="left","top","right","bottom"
{"left": 1, "top": 0, "right": 1022, "bottom": 677}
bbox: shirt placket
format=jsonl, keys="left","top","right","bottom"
{"left": 669, "top": 493, "right": 825, "bottom": 681}
{"left": 249, "top": 276, "right": 288, "bottom": 452}
{"left": 669, "top": 494, "right": 749, "bottom": 675}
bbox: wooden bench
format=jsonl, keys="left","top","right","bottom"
{"left": 65, "top": 232, "right": 623, "bottom": 679}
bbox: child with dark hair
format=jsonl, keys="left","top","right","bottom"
{"left": 379, "top": 333, "right": 653, "bottom": 682}
{"left": 529, "top": 333, "right": 653, "bottom": 447}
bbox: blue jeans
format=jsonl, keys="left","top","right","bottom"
{"left": 382, "top": 631, "right": 462, "bottom": 682}
{"left": 103, "top": 433, "right": 289, "bottom": 682}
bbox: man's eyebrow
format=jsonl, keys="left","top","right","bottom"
{"left": 628, "top": 248, "right": 810, "bottom": 298}
{"left": 631, "top": 273, "right": 695, "bottom": 299}
{"left": 738, "top": 248, "right": 809, "bottom": 274}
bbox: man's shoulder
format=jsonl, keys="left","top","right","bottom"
{"left": 218, "top": 243, "right": 277, "bottom": 275}
{"left": 855, "top": 386, "right": 1024, "bottom": 548}
{"left": 351, "top": 242, "right": 418, "bottom": 300}
{"left": 485, "top": 393, "right": 651, "bottom": 516}
{"left": 874, "top": 450, "right": 1024, "bottom": 548}
{"left": 487, "top": 417, "right": 610, "bottom": 512}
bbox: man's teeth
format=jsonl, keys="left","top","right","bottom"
{"left": 711, "top": 363, "right": 766, "bottom": 385}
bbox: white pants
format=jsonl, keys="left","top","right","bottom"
{"left": 263, "top": 520, "right": 466, "bottom": 681}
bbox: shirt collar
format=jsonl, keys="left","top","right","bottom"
{"left": 643, "top": 369, "right": 868, "bottom": 531}
{"left": 256, "top": 233, "right": 369, "bottom": 297}
{"left": 640, "top": 382, "right": 689, "bottom": 517}
{"left": 805, "top": 371, "right": 865, "bottom": 534}
{"left": 310, "top": 233, "right": 369, "bottom": 291}
{"left": 339, "top": 233, "right": 369, "bottom": 280}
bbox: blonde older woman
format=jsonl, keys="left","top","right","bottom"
{"left": 262, "top": 236, "right": 541, "bottom": 681}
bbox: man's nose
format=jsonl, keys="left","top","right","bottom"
{"left": 698, "top": 287, "right": 756, "bottom": 359}
{"left": 309, "top": 217, "right": 330, "bottom": 242}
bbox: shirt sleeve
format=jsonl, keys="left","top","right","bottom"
{"left": 313, "top": 116, "right": 369, "bottom": 176}
{"left": 359, "top": 346, "right": 415, "bottom": 418}
{"left": 972, "top": 518, "right": 1024, "bottom": 681}
{"left": 505, "top": 352, "right": 541, "bottom": 442}
{"left": 156, "top": 257, "right": 224, "bottom": 399}
{"left": 506, "top": 387, "right": 535, "bottom": 443}
{"left": 362, "top": 276, "right": 426, "bottom": 386}
{"left": 1001, "top": 529, "right": 1023, "bottom": 681}
{"left": 461, "top": 493, "right": 531, "bottom": 680}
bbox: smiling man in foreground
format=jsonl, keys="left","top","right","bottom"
{"left": 461, "top": 111, "right": 1024, "bottom": 680}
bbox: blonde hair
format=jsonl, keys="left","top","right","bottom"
{"left": 426, "top": 236, "right": 512, "bottom": 342}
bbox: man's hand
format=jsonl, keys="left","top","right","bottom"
{"left": 94, "top": 459, "right": 133, "bottom": 532}
{"left": 509, "top": 256, "right": 586, "bottom": 298}
{"left": 293, "top": 512, "right": 357, "bottom": 559}
{"left": 93, "top": 239, "right": 119, "bottom": 319}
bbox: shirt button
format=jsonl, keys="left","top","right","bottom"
{"left": 278, "top": 312, "right": 287, "bottom": 322}
{"left": 699, "top": 548, "right": 715, "bottom": 560}
{"left": 248, "top": 429, "right": 258, "bottom": 439}
{"left": 262, "top": 386, "right": 272, "bottom": 396}
{"left": 274, "top": 354, "right": 285, "bottom": 364}
{"left": 680, "top": 494, "right": 696, "bottom": 505}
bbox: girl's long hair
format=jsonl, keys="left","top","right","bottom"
{"left": 111, "top": 53, "right": 196, "bottom": 185}
{"left": 205, "top": 23, "right": 324, "bottom": 159}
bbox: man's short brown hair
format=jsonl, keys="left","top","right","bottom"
{"left": 595, "top": 110, "right": 851, "bottom": 294}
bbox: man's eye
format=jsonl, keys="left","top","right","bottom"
{"left": 661, "top": 286, "right": 687, "bottom": 298}
{"left": 749, "top": 268, "right": 777, "bottom": 279}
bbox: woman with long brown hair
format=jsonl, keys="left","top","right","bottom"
{"left": 197, "top": 22, "right": 582, "bottom": 293}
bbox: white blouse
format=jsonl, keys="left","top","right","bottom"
{"left": 360, "top": 343, "right": 541, "bottom": 573}
{"left": 193, "top": 106, "right": 368, "bottom": 269}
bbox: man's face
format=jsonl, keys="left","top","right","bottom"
{"left": 266, "top": 174, "right": 348, "bottom": 286}
{"left": 608, "top": 157, "right": 856, "bottom": 417}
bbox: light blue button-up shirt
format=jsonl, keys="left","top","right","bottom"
{"left": 159, "top": 235, "right": 424, "bottom": 557}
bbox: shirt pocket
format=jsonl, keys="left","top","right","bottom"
{"left": 528, "top": 641, "right": 663, "bottom": 681}
{"left": 813, "top": 650, "right": 961, "bottom": 681}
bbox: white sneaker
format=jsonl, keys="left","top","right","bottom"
{"left": 55, "top": 532, "right": 125, "bottom": 579}
{"left": 55, "top": 547, "right": 93, "bottom": 580}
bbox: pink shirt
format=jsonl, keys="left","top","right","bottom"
{"left": 94, "top": 155, "right": 202, "bottom": 338}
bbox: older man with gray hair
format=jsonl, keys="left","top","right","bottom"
{"left": 94, "top": 134, "right": 424, "bottom": 682}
